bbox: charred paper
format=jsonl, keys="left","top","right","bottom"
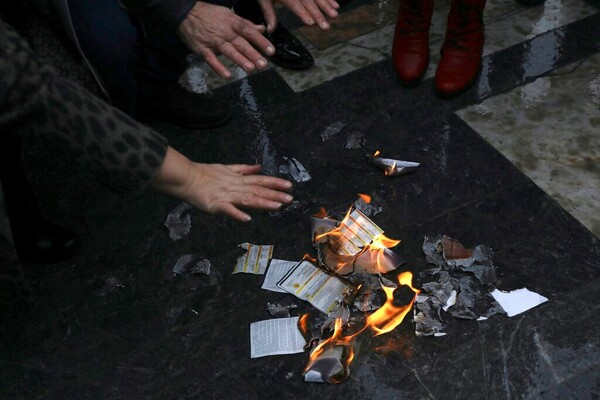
{"left": 320, "top": 121, "right": 346, "bottom": 142}
{"left": 304, "top": 345, "right": 350, "bottom": 383}
{"left": 164, "top": 202, "right": 192, "bottom": 240}
{"left": 279, "top": 157, "right": 311, "bottom": 182}
{"left": 172, "top": 254, "right": 211, "bottom": 277}
{"left": 367, "top": 152, "right": 419, "bottom": 177}
{"left": 415, "top": 236, "right": 506, "bottom": 336}
{"left": 267, "top": 297, "right": 299, "bottom": 318}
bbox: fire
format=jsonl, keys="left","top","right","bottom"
{"left": 304, "top": 272, "right": 420, "bottom": 382}
{"left": 373, "top": 150, "right": 381, "bottom": 157}
{"left": 384, "top": 161, "right": 397, "bottom": 176}
{"left": 298, "top": 313, "right": 309, "bottom": 334}
{"left": 302, "top": 253, "right": 318, "bottom": 264}
{"left": 357, "top": 193, "right": 371, "bottom": 203}
{"left": 365, "top": 271, "right": 420, "bottom": 335}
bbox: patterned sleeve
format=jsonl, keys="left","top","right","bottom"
{"left": 0, "top": 19, "right": 168, "bottom": 193}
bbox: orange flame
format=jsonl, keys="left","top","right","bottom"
{"left": 384, "top": 161, "right": 397, "bottom": 176}
{"left": 298, "top": 313, "right": 309, "bottom": 335}
{"left": 357, "top": 193, "right": 372, "bottom": 203}
{"left": 365, "top": 271, "right": 419, "bottom": 335}
{"left": 304, "top": 272, "right": 420, "bottom": 382}
{"left": 374, "top": 150, "right": 381, "bottom": 157}
{"left": 302, "top": 253, "right": 318, "bottom": 264}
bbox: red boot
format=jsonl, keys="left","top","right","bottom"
{"left": 392, "top": 0, "right": 434, "bottom": 85}
{"left": 435, "top": 0, "right": 486, "bottom": 96}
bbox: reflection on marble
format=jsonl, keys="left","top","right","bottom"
{"left": 456, "top": 54, "right": 600, "bottom": 237}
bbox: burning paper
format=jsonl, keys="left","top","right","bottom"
{"left": 314, "top": 208, "right": 404, "bottom": 275}
{"left": 250, "top": 317, "right": 307, "bottom": 358}
{"left": 279, "top": 157, "right": 311, "bottom": 182}
{"left": 233, "top": 243, "right": 274, "bottom": 274}
{"left": 367, "top": 151, "right": 419, "bottom": 177}
{"left": 304, "top": 345, "right": 349, "bottom": 383}
{"left": 353, "top": 194, "right": 382, "bottom": 218}
{"left": 261, "top": 259, "right": 298, "bottom": 293}
{"left": 303, "top": 272, "right": 420, "bottom": 383}
{"left": 490, "top": 288, "right": 548, "bottom": 317}
{"left": 164, "top": 202, "right": 192, "bottom": 240}
{"left": 277, "top": 261, "right": 350, "bottom": 314}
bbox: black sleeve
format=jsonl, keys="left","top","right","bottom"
{"left": 0, "top": 19, "right": 169, "bottom": 193}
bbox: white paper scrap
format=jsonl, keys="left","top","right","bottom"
{"left": 250, "top": 317, "right": 306, "bottom": 358}
{"left": 491, "top": 288, "right": 548, "bottom": 317}
{"left": 261, "top": 259, "right": 298, "bottom": 293}
{"left": 277, "top": 261, "right": 350, "bottom": 314}
{"left": 337, "top": 209, "right": 384, "bottom": 255}
{"left": 233, "top": 243, "right": 273, "bottom": 274}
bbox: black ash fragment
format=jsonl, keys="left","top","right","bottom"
{"left": 353, "top": 197, "right": 383, "bottom": 218}
{"left": 164, "top": 202, "right": 192, "bottom": 240}
{"left": 97, "top": 276, "right": 125, "bottom": 296}
{"left": 320, "top": 121, "right": 346, "bottom": 142}
{"left": 267, "top": 296, "right": 299, "bottom": 318}
{"left": 344, "top": 132, "right": 364, "bottom": 149}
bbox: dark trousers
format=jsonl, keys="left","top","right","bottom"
{"left": 68, "top": 0, "right": 189, "bottom": 115}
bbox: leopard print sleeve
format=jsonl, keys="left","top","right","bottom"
{"left": 0, "top": 19, "right": 168, "bottom": 193}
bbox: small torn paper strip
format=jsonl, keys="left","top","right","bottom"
{"left": 277, "top": 261, "right": 350, "bottom": 314}
{"left": 336, "top": 209, "right": 384, "bottom": 255}
{"left": 233, "top": 243, "right": 273, "bottom": 274}
{"left": 172, "top": 254, "right": 211, "bottom": 277}
{"left": 261, "top": 259, "right": 298, "bottom": 293}
{"left": 250, "top": 316, "right": 306, "bottom": 358}
{"left": 279, "top": 157, "right": 311, "bottom": 182}
{"left": 490, "top": 288, "right": 548, "bottom": 317}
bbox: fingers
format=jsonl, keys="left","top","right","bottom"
{"left": 258, "top": 0, "right": 278, "bottom": 32}
{"left": 301, "top": 0, "right": 333, "bottom": 30}
{"left": 315, "top": 0, "right": 340, "bottom": 17}
{"left": 218, "top": 203, "right": 252, "bottom": 222}
{"left": 234, "top": 20, "right": 276, "bottom": 57}
{"left": 202, "top": 50, "right": 232, "bottom": 79}
{"left": 229, "top": 164, "right": 262, "bottom": 175}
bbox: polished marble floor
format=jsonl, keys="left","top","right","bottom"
{"left": 1, "top": 0, "right": 600, "bottom": 398}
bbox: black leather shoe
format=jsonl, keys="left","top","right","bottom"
{"left": 12, "top": 221, "right": 81, "bottom": 265}
{"left": 138, "top": 85, "right": 232, "bottom": 130}
{"left": 267, "top": 25, "right": 314, "bottom": 70}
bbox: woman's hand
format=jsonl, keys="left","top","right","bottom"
{"left": 151, "top": 147, "right": 293, "bottom": 222}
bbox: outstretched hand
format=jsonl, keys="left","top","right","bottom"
{"left": 152, "top": 147, "right": 293, "bottom": 222}
{"left": 258, "top": 0, "right": 340, "bottom": 32}
{"left": 177, "top": 2, "right": 276, "bottom": 78}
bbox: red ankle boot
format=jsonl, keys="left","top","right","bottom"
{"left": 435, "top": 0, "right": 486, "bottom": 96}
{"left": 392, "top": 0, "right": 434, "bottom": 85}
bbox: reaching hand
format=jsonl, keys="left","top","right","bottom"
{"left": 152, "top": 148, "right": 293, "bottom": 222}
{"left": 177, "top": 2, "right": 276, "bottom": 78}
{"left": 258, "top": 0, "right": 340, "bottom": 32}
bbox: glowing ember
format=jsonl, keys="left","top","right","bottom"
{"left": 302, "top": 253, "right": 318, "bottom": 264}
{"left": 373, "top": 150, "right": 381, "bottom": 157}
{"left": 357, "top": 193, "right": 372, "bottom": 203}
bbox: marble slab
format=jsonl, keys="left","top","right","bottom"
{"left": 456, "top": 53, "right": 600, "bottom": 237}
